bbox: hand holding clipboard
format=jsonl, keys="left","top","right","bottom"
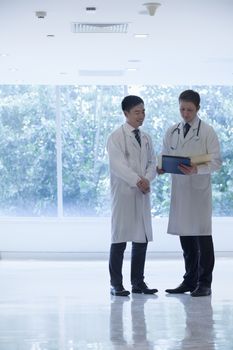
{"left": 157, "top": 154, "right": 211, "bottom": 175}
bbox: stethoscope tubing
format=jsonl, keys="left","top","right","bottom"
{"left": 170, "top": 119, "right": 201, "bottom": 150}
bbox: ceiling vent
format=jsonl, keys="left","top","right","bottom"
{"left": 71, "top": 22, "right": 128, "bottom": 34}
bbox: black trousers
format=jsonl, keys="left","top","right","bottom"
{"left": 109, "top": 242, "right": 148, "bottom": 287}
{"left": 179, "top": 235, "right": 215, "bottom": 289}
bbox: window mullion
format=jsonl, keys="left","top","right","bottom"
{"left": 55, "top": 86, "right": 63, "bottom": 218}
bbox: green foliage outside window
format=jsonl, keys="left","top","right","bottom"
{"left": 61, "top": 86, "right": 124, "bottom": 216}
{"left": 0, "top": 86, "right": 57, "bottom": 216}
{"left": 0, "top": 85, "right": 232, "bottom": 217}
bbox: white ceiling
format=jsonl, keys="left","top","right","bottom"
{"left": 0, "top": 0, "right": 233, "bottom": 85}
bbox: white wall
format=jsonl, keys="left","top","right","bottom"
{"left": 0, "top": 217, "right": 232, "bottom": 253}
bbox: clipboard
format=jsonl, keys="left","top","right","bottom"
{"left": 162, "top": 155, "right": 191, "bottom": 175}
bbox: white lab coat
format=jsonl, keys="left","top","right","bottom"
{"left": 163, "top": 117, "right": 222, "bottom": 236}
{"left": 107, "top": 123, "right": 156, "bottom": 243}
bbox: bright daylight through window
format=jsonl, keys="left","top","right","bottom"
{"left": 0, "top": 85, "right": 232, "bottom": 217}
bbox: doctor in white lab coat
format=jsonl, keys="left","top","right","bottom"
{"left": 107, "top": 95, "right": 157, "bottom": 297}
{"left": 158, "top": 90, "right": 222, "bottom": 297}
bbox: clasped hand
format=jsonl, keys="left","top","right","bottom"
{"left": 137, "top": 177, "right": 150, "bottom": 194}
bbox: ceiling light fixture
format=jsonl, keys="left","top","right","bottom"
{"left": 143, "top": 2, "right": 161, "bottom": 16}
{"left": 134, "top": 34, "right": 148, "bottom": 38}
{"left": 9, "top": 68, "right": 18, "bottom": 73}
{"left": 128, "top": 59, "right": 141, "bottom": 63}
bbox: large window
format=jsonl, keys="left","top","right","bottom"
{"left": 0, "top": 86, "right": 57, "bottom": 216}
{"left": 0, "top": 85, "right": 232, "bottom": 217}
{"left": 61, "top": 86, "right": 124, "bottom": 216}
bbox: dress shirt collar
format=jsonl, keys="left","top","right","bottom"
{"left": 182, "top": 116, "right": 198, "bottom": 127}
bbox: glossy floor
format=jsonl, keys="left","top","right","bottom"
{"left": 0, "top": 257, "right": 232, "bottom": 350}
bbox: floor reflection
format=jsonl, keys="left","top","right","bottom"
{"left": 110, "top": 294, "right": 157, "bottom": 349}
{"left": 0, "top": 260, "right": 233, "bottom": 349}
{"left": 131, "top": 294, "right": 157, "bottom": 349}
{"left": 110, "top": 296, "right": 130, "bottom": 347}
{"left": 167, "top": 294, "right": 215, "bottom": 350}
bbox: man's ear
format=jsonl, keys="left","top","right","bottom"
{"left": 197, "top": 105, "right": 200, "bottom": 112}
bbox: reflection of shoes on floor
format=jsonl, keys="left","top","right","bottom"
{"left": 132, "top": 282, "right": 158, "bottom": 294}
{"left": 111, "top": 295, "right": 130, "bottom": 303}
{"left": 110, "top": 285, "right": 130, "bottom": 297}
{"left": 132, "top": 293, "right": 158, "bottom": 302}
{"left": 165, "top": 282, "right": 194, "bottom": 294}
{"left": 191, "top": 285, "right": 211, "bottom": 297}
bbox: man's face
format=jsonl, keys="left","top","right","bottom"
{"left": 124, "top": 103, "right": 145, "bottom": 129}
{"left": 179, "top": 101, "right": 199, "bottom": 123}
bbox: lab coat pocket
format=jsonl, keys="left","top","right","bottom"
{"left": 191, "top": 175, "right": 210, "bottom": 190}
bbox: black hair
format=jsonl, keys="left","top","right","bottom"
{"left": 121, "top": 95, "right": 144, "bottom": 112}
{"left": 179, "top": 90, "right": 200, "bottom": 109}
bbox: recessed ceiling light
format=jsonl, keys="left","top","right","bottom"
{"left": 0, "top": 53, "right": 9, "bottom": 57}
{"left": 9, "top": 68, "right": 18, "bottom": 73}
{"left": 127, "top": 68, "right": 138, "bottom": 72}
{"left": 134, "top": 34, "right": 149, "bottom": 38}
{"left": 128, "top": 59, "right": 141, "bottom": 63}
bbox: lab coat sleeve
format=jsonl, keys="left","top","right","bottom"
{"left": 107, "top": 135, "right": 141, "bottom": 187}
{"left": 197, "top": 126, "right": 222, "bottom": 174}
{"left": 144, "top": 135, "right": 157, "bottom": 182}
{"left": 162, "top": 128, "right": 172, "bottom": 154}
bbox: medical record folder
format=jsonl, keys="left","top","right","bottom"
{"left": 162, "top": 155, "right": 191, "bottom": 175}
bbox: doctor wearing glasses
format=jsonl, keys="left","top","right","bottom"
{"left": 158, "top": 90, "right": 222, "bottom": 297}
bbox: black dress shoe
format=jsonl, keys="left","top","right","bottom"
{"left": 191, "top": 285, "right": 211, "bottom": 297}
{"left": 110, "top": 285, "right": 130, "bottom": 297}
{"left": 132, "top": 282, "right": 158, "bottom": 294}
{"left": 165, "top": 282, "right": 194, "bottom": 294}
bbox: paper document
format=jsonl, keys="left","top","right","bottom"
{"left": 190, "top": 154, "right": 212, "bottom": 165}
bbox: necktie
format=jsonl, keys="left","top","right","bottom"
{"left": 133, "top": 129, "right": 141, "bottom": 147}
{"left": 183, "top": 123, "right": 191, "bottom": 138}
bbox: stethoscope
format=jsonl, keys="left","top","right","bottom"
{"left": 121, "top": 125, "right": 151, "bottom": 160}
{"left": 170, "top": 119, "right": 201, "bottom": 150}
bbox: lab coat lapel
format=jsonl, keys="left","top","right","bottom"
{"left": 123, "top": 124, "right": 141, "bottom": 151}
{"left": 141, "top": 132, "right": 147, "bottom": 152}
{"left": 132, "top": 133, "right": 141, "bottom": 150}
{"left": 182, "top": 118, "right": 200, "bottom": 145}
{"left": 178, "top": 125, "right": 186, "bottom": 146}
